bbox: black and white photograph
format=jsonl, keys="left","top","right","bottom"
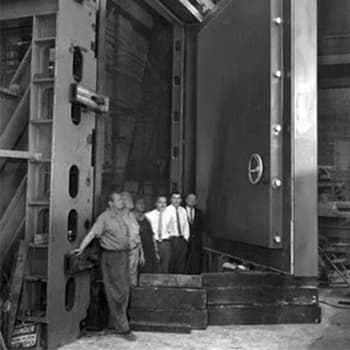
{"left": 0, "top": 0, "right": 350, "bottom": 349}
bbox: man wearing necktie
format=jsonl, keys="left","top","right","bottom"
{"left": 145, "top": 196, "right": 172, "bottom": 273}
{"left": 185, "top": 193, "right": 204, "bottom": 274}
{"left": 167, "top": 192, "right": 190, "bottom": 274}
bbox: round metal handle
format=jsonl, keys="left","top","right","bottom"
{"left": 248, "top": 153, "right": 264, "bottom": 184}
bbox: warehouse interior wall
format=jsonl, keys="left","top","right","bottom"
{"left": 101, "top": 0, "right": 173, "bottom": 208}
{"left": 318, "top": 0, "right": 350, "bottom": 262}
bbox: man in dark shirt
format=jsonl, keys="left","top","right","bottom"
{"left": 134, "top": 196, "right": 159, "bottom": 273}
{"left": 185, "top": 193, "right": 204, "bottom": 274}
{"left": 73, "top": 191, "right": 136, "bottom": 341}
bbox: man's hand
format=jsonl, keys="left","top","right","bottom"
{"left": 156, "top": 253, "right": 160, "bottom": 262}
{"left": 72, "top": 248, "right": 83, "bottom": 256}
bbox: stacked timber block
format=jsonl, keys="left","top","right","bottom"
{"left": 129, "top": 274, "right": 208, "bottom": 333}
{"left": 202, "top": 272, "right": 321, "bottom": 325}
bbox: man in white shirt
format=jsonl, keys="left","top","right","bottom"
{"left": 166, "top": 192, "right": 189, "bottom": 274}
{"left": 145, "top": 196, "right": 172, "bottom": 273}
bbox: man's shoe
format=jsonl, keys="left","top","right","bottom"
{"left": 123, "top": 330, "right": 137, "bottom": 341}
{"left": 115, "top": 330, "right": 137, "bottom": 341}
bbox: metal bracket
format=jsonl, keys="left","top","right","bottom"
{"left": 64, "top": 248, "right": 99, "bottom": 275}
{"left": 70, "top": 83, "right": 109, "bottom": 113}
{"left": 0, "top": 149, "right": 42, "bottom": 161}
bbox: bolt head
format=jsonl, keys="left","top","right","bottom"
{"left": 272, "top": 178, "right": 282, "bottom": 189}
{"left": 273, "top": 124, "right": 282, "bottom": 135}
{"left": 274, "top": 235, "right": 281, "bottom": 244}
{"left": 274, "top": 70, "right": 282, "bottom": 78}
{"left": 273, "top": 17, "right": 283, "bottom": 25}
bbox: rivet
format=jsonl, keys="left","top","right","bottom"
{"left": 274, "top": 235, "right": 281, "bottom": 244}
{"left": 273, "top": 17, "right": 283, "bottom": 25}
{"left": 273, "top": 124, "right": 282, "bottom": 135}
{"left": 274, "top": 70, "right": 282, "bottom": 78}
{"left": 272, "top": 178, "right": 282, "bottom": 189}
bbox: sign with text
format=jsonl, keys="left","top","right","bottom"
{"left": 10, "top": 323, "right": 39, "bottom": 349}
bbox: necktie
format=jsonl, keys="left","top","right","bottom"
{"left": 158, "top": 211, "right": 163, "bottom": 241}
{"left": 187, "top": 208, "right": 192, "bottom": 224}
{"left": 176, "top": 207, "right": 182, "bottom": 236}
{"left": 191, "top": 208, "right": 194, "bottom": 224}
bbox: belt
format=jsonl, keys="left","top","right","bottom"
{"left": 157, "top": 238, "right": 170, "bottom": 243}
{"left": 157, "top": 237, "right": 185, "bottom": 243}
{"left": 102, "top": 243, "right": 139, "bottom": 252}
{"left": 102, "top": 248, "right": 129, "bottom": 253}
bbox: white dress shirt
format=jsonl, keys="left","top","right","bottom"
{"left": 145, "top": 209, "right": 172, "bottom": 241}
{"left": 165, "top": 205, "right": 190, "bottom": 241}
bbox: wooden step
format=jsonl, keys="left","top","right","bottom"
{"left": 202, "top": 272, "right": 318, "bottom": 288}
{"left": 138, "top": 274, "right": 203, "bottom": 289}
{"left": 130, "top": 321, "right": 191, "bottom": 334}
{"left": 208, "top": 304, "right": 321, "bottom": 325}
{"left": 128, "top": 308, "right": 208, "bottom": 330}
{"left": 130, "top": 287, "right": 207, "bottom": 310}
{"left": 206, "top": 286, "right": 318, "bottom": 306}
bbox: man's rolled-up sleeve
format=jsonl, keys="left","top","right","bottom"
{"left": 90, "top": 214, "right": 105, "bottom": 238}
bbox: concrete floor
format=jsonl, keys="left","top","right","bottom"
{"left": 60, "top": 288, "right": 350, "bottom": 350}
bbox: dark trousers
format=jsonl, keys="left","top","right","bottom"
{"left": 158, "top": 240, "right": 171, "bottom": 273}
{"left": 101, "top": 250, "right": 130, "bottom": 333}
{"left": 170, "top": 237, "right": 188, "bottom": 274}
{"left": 186, "top": 239, "right": 202, "bottom": 274}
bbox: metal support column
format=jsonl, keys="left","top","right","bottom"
{"left": 20, "top": 1, "right": 100, "bottom": 348}
{"left": 170, "top": 24, "right": 185, "bottom": 193}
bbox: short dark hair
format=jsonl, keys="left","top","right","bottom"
{"left": 106, "top": 191, "right": 119, "bottom": 205}
{"left": 170, "top": 191, "right": 182, "bottom": 198}
{"left": 186, "top": 192, "right": 197, "bottom": 198}
{"left": 134, "top": 195, "right": 145, "bottom": 203}
{"left": 155, "top": 195, "right": 168, "bottom": 203}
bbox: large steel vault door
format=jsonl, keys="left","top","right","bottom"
{"left": 197, "top": 0, "right": 317, "bottom": 275}
{"left": 198, "top": 0, "right": 284, "bottom": 248}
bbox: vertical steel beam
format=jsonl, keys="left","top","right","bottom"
{"left": 270, "top": 0, "right": 284, "bottom": 247}
{"left": 46, "top": 1, "right": 98, "bottom": 347}
{"left": 20, "top": 1, "right": 99, "bottom": 348}
{"left": 94, "top": 0, "right": 107, "bottom": 214}
{"left": 170, "top": 24, "right": 185, "bottom": 193}
{"left": 183, "top": 24, "right": 197, "bottom": 194}
{"left": 291, "top": 0, "right": 318, "bottom": 276}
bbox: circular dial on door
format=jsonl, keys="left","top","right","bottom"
{"left": 248, "top": 153, "right": 264, "bottom": 184}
